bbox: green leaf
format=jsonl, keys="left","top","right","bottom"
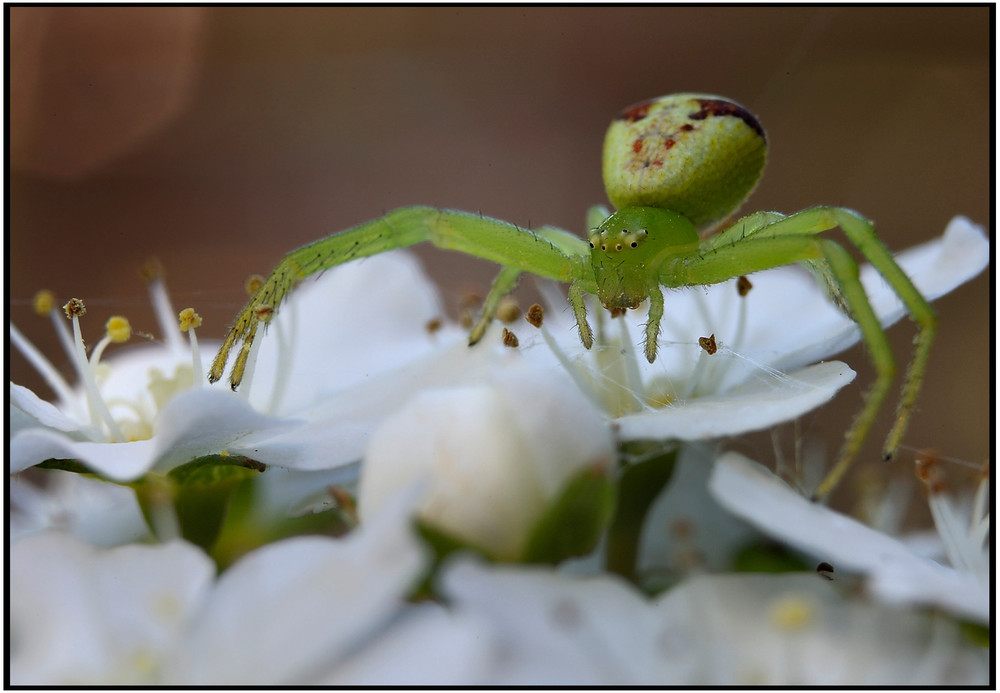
{"left": 604, "top": 441, "right": 678, "bottom": 581}
{"left": 35, "top": 458, "right": 94, "bottom": 475}
{"left": 521, "top": 465, "right": 616, "bottom": 565}
{"left": 959, "top": 620, "right": 990, "bottom": 648}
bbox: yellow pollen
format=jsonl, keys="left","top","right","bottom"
{"left": 219, "top": 450, "right": 230, "bottom": 456}
{"left": 768, "top": 595, "right": 815, "bottom": 631}
{"left": 178, "top": 308, "right": 203, "bottom": 332}
{"left": 63, "top": 298, "right": 87, "bottom": 318}
{"left": 105, "top": 316, "right": 132, "bottom": 343}
{"left": 33, "top": 290, "right": 56, "bottom": 315}
{"left": 245, "top": 274, "right": 265, "bottom": 295}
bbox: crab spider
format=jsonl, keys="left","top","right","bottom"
{"left": 210, "top": 93, "right": 935, "bottom": 500}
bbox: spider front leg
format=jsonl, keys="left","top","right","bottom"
{"left": 209, "top": 206, "right": 595, "bottom": 389}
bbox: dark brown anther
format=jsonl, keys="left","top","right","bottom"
{"left": 253, "top": 305, "right": 275, "bottom": 323}
{"left": 698, "top": 334, "right": 717, "bottom": 355}
{"left": 526, "top": 303, "right": 544, "bottom": 328}
{"left": 737, "top": 275, "right": 753, "bottom": 297}
{"left": 63, "top": 298, "right": 87, "bottom": 319}
{"left": 501, "top": 327, "right": 519, "bottom": 348}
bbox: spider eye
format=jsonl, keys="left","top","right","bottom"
{"left": 589, "top": 242, "right": 595, "bottom": 248}
{"left": 630, "top": 242, "right": 638, "bottom": 248}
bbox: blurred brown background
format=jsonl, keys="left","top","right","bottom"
{"left": 8, "top": 7, "right": 991, "bottom": 498}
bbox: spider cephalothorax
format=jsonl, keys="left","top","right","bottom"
{"left": 587, "top": 206, "right": 696, "bottom": 311}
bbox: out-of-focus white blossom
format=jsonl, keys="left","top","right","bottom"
{"left": 358, "top": 361, "right": 615, "bottom": 561}
{"left": 709, "top": 452, "right": 989, "bottom": 624}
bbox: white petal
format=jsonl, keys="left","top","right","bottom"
{"left": 247, "top": 250, "right": 449, "bottom": 415}
{"left": 358, "top": 360, "right": 615, "bottom": 560}
{"left": 9, "top": 382, "right": 93, "bottom": 438}
{"left": 616, "top": 360, "right": 855, "bottom": 440}
{"left": 9, "top": 532, "right": 213, "bottom": 685}
{"left": 737, "top": 215, "right": 989, "bottom": 377}
{"left": 9, "top": 388, "right": 303, "bottom": 480}
{"left": 319, "top": 604, "right": 495, "bottom": 685}
{"left": 10, "top": 472, "right": 150, "bottom": 547}
{"left": 269, "top": 329, "right": 547, "bottom": 471}
{"left": 708, "top": 452, "right": 989, "bottom": 624}
{"left": 651, "top": 572, "right": 989, "bottom": 685}
{"left": 164, "top": 484, "right": 428, "bottom": 684}
{"left": 150, "top": 388, "right": 302, "bottom": 471}
{"left": 441, "top": 557, "right": 657, "bottom": 685}
{"left": 9, "top": 429, "right": 157, "bottom": 480}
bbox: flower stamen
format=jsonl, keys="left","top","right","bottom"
{"left": 34, "top": 289, "right": 77, "bottom": 363}
{"left": 141, "top": 259, "right": 185, "bottom": 356}
{"left": 63, "top": 299, "right": 125, "bottom": 442}
{"left": 89, "top": 316, "right": 132, "bottom": 367}
{"left": 9, "top": 323, "right": 79, "bottom": 409}
{"left": 178, "top": 308, "right": 204, "bottom": 387}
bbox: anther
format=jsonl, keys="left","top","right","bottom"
{"left": 178, "top": 308, "right": 202, "bottom": 332}
{"left": 63, "top": 298, "right": 86, "bottom": 319}
{"left": 105, "top": 316, "right": 132, "bottom": 343}
{"left": 737, "top": 275, "right": 753, "bottom": 296}
{"left": 245, "top": 274, "right": 265, "bottom": 296}
{"left": 254, "top": 305, "right": 275, "bottom": 323}
{"left": 698, "top": 334, "right": 717, "bottom": 355}
{"left": 89, "top": 315, "right": 132, "bottom": 366}
{"left": 33, "top": 290, "right": 56, "bottom": 316}
{"left": 178, "top": 308, "right": 204, "bottom": 385}
{"left": 501, "top": 327, "right": 519, "bottom": 348}
{"left": 425, "top": 317, "right": 443, "bottom": 335}
{"left": 496, "top": 296, "right": 521, "bottom": 324}
{"left": 526, "top": 303, "right": 544, "bottom": 328}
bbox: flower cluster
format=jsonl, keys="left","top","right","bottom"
{"left": 9, "top": 216, "right": 990, "bottom": 684}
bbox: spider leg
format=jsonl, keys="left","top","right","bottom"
{"left": 713, "top": 206, "right": 936, "bottom": 464}
{"left": 675, "top": 224, "right": 928, "bottom": 500}
{"left": 643, "top": 283, "right": 665, "bottom": 363}
{"left": 210, "top": 206, "right": 594, "bottom": 389}
{"left": 468, "top": 265, "right": 522, "bottom": 346}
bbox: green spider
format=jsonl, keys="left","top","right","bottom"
{"left": 210, "top": 93, "right": 935, "bottom": 500}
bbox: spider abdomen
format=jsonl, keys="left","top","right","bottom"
{"left": 602, "top": 93, "right": 767, "bottom": 231}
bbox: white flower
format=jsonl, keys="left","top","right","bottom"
{"left": 10, "top": 471, "right": 150, "bottom": 546}
{"left": 650, "top": 572, "right": 989, "bottom": 685}
{"left": 9, "top": 252, "right": 451, "bottom": 481}
{"left": 432, "top": 559, "right": 988, "bottom": 685}
{"left": 163, "top": 485, "right": 428, "bottom": 684}
{"left": 357, "top": 360, "right": 616, "bottom": 561}
{"left": 9, "top": 531, "right": 215, "bottom": 685}
{"left": 708, "top": 451, "right": 989, "bottom": 624}
{"left": 8, "top": 485, "right": 429, "bottom": 685}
